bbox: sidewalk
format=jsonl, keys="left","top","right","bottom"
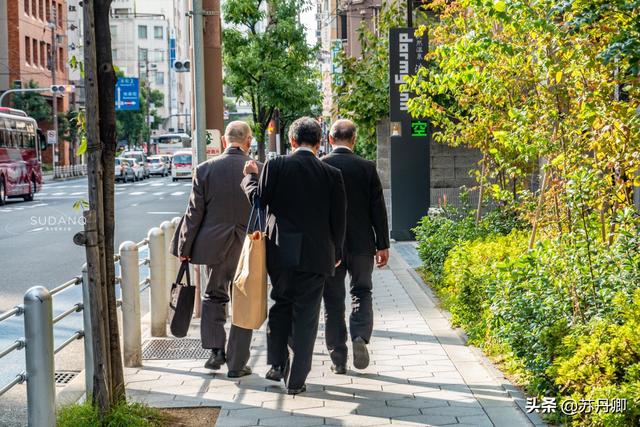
{"left": 125, "top": 243, "right": 544, "bottom": 426}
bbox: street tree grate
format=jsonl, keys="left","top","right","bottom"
{"left": 142, "top": 338, "right": 209, "bottom": 360}
{"left": 55, "top": 371, "right": 79, "bottom": 385}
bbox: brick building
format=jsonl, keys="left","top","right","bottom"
{"left": 0, "top": 0, "right": 72, "bottom": 166}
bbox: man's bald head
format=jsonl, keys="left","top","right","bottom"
{"left": 223, "top": 121, "right": 252, "bottom": 151}
{"left": 329, "top": 119, "right": 357, "bottom": 147}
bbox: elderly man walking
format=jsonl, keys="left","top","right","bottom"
{"left": 176, "top": 121, "right": 260, "bottom": 378}
{"left": 242, "top": 117, "right": 346, "bottom": 394}
{"left": 322, "top": 119, "right": 390, "bottom": 374}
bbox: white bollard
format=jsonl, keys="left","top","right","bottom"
{"left": 160, "top": 220, "right": 177, "bottom": 294}
{"left": 148, "top": 227, "right": 167, "bottom": 337}
{"left": 119, "top": 241, "right": 142, "bottom": 366}
{"left": 81, "top": 264, "right": 94, "bottom": 396}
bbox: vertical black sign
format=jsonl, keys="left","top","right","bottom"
{"left": 388, "top": 28, "right": 430, "bottom": 241}
{"left": 389, "top": 28, "right": 428, "bottom": 123}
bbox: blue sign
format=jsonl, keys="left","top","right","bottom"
{"left": 116, "top": 77, "right": 140, "bottom": 111}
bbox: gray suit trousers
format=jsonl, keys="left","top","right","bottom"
{"left": 201, "top": 250, "right": 252, "bottom": 371}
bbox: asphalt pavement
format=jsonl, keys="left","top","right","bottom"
{"left": 0, "top": 174, "right": 192, "bottom": 425}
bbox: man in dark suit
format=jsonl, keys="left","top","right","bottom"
{"left": 177, "top": 121, "right": 260, "bottom": 378}
{"left": 242, "top": 117, "right": 346, "bottom": 394}
{"left": 321, "top": 119, "right": 390, "bottom": 374}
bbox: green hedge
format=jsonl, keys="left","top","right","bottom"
{"left": 414, "top": 212, "right": 640, "bottom": 426}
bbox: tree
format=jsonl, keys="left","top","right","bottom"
{"left": 79, "top": 0, "right": 124, "bottom": 416}
{"left": 332, "top": 2, "right": 406, "bottom": 160}
{"left": 11, "top": 80, "right": 51, "bottom": 121}
{"left": 58, "top": 110, "right": 81, "bottom": 164}
{"left": 405, "top": 0, "right": 640, "bottom": 247}
{"left": 116, "top": 75, "right": 164, "bottom": 148}
{"left": 222, "top": 0, "right": 321, "bottom": 161}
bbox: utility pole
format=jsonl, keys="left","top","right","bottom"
{"left": 50, "top": 16, "right": 59, "bottom": 169}
{"left": 191, "top": 0, "right": 207, "bottom": 165}
{"left": 203, "top": 0, "right": 224, "bottom": 147}
{"left": 407, "top": 0, "right": 413, "bottom": 27}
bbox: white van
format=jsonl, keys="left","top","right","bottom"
{"left": 171, "top": 150, "right": 193, "bottom": 181}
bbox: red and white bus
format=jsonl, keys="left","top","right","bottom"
{"left": 0, "top": 108, "right": 46, "bottom": 205}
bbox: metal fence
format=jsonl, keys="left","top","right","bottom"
{"left": 0, "top": 216, "right": 182, "bottom": 426}
{"left": 53, "top": 164, "right": 87, "bottom": 179}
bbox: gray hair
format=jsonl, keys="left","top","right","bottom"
{"left": 225, "top": 121, "right": 252, "bottom": 144}
{"left": 330, "top": 119, "right": 357, "bottom": 142}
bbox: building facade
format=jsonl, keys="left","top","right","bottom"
{"left": 0, "top": 0, "right": 72, "bottom": 165}
{"left": 110, "top": 0, "right": 192, "bottom": 137}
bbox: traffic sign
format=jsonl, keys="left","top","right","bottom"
{"left": 115, "top": 77, "right": 140, "bottom": 111}
{"left": 47, "top": 130, "right": 57, "bottom": 145}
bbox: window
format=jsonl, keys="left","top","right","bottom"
{"left": 154, "top": 26, "right": 163, "bottom": 39}
{"left": 32, "top": 39, "right": 38, "bottom": 65}
{"left": 38, "top": 0, "right": 44, "bottom": 20}
{"left": 155, "top": 71, "right": 164, "bottom": 85}
{"left": 57, "top": 3, "right": 62, "bottom": 27}
{"left": 24, "top": 0, "right": 29, "bottom": 14}
{"left": 32, "top": 0, "right": 37, "bottom": 17}
{"left": 25, "top": 37, "right": 31, "bottom": 64}
{"left": 58, "top": 47, "right": 63, "bottom": 70}
{"left": 110, "top": 25, "right": 117, "bottom": 37}
{"left": 138, "top": 48, "right": 148, "bottom": 62}
{"left": 155, "top": 51, "right": 164, "bottom": 61}
{"left": 40, "top": 41, "right": 45, "bottom": 67}
{"left": 138, "top": 25, "right": 147, "bottom": 39}
{"left": 46, "top": 43, "right": 52, "bottom": 70}
{"left": 45, "top": 0, "right": 50, "bottom": 22}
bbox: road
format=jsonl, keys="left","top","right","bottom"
{"left": 0, "top": 174, "right": 191, "bottom": 425}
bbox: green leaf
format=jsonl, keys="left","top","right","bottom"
{"left": 494, "top": 1, "right": 506, "bottom": 12}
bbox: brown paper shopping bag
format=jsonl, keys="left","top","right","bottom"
{"left": 231, "top": 229, "right": 268, "bottom": 329}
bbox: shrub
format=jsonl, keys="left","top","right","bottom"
{"left": 551, "top": 290, "right": 640, "bottom": 426}
{"left": 441, "top": 231, "right": 529, "bottom": 342}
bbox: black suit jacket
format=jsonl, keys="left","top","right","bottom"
{"left": 322, "top": 147, "right": 390, "bottom": 256}
{"left": 242, "top": 150, "right": 347, "bottom": 276}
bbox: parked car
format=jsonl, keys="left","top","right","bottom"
{"left": 121, "top": 151, "right": 149, "bottom": 178}
{"left": 148, "top": 155, "right": 169, "bottom": 177}
{"left": 114, "top": 158, "right": 135, "bottom": 183}
{"left": 171, "top": 151, "right": 193, "bottom": 181}
{"left": 121, "top": 158, "right": 145, "bottom": 181}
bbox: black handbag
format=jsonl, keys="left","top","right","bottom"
{"left": 169, "top": 261, "right": 196, "bottom": 338}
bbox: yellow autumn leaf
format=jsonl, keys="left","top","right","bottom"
{"left": 494, "top": 1, "right": 506, "bottom": 12}
{"left": 555, "top": 70, "right": 563, "bottom": 83}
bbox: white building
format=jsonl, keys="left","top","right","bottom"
{"left": 109, "top": 0, "right": 192, "bottom": 135}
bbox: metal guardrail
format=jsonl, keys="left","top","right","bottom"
{"left": 53, "top": 164, "right": 88, "bottom": 179}
{"left": 0, "top": 216, "right": 182, "bottom": 426}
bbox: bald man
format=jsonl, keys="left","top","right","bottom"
{"left": 321, "top": 119, "right": 389, "bottom": 374}
{"left": 177, "top": 121, "right": 262, "bottom": 378}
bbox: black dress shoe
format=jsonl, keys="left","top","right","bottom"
{"left": 352, "top": 337, "right": 370, "bottom": 369}
{"left": 265, "top": 365, "right": 286, "bottom": 382}
{"left": 204, "top": 349, "right": 226, "bottom": 370}
{"left": 227, "top": 366, "right": 252, "bottom": 378}
{"left": 287, "top": 384, "right": 306, "bottom": 395}
{"left": 331, "top": 364, "right": 347, "bottom": 375}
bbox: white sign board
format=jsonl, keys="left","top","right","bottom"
{"left": 206, "top": 129, "right": 222, "bottom": 159}
{"left": 47, "top": 130, "right": 57, "bottom": 145}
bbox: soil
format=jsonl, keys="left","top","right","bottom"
{"left": 160, "top": 406, "right": 220, "bottom": 426}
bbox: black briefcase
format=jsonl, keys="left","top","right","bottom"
{"left": 169, "top": 261, "right": 195, "bottom": 338}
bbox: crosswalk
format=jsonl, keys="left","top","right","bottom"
{"left": 0, "top": 180, "right": 192, "bottom": 213}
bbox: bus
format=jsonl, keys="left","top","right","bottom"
{"left": 152, "top": 133, "right": 191, "bottom": 155}
{"left": 0, "top": 108, "right": 46, "bottom": 205}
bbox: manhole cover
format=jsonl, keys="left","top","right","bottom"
{"left": 55, "top": 371, "right": 79, "bottom": 385}
{"left": 142, "top": 338, "right": 210, "bottom": 360}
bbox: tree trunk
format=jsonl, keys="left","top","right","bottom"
{"left": 94, "top": 0, "right": 125, "bottom": 402}
{"left": 82, "top": 0, "right": 112, "bottom": 414}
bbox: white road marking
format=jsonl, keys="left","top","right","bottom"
{"left": 150, "top": 183, "right": 163, "bottom": 187}
{"left": 152, "top": 192, "right": 165, "bottom": 196}
{"left": 183, "top": 184, "right": 191, "bottom": 187}
{"left": 147, "top": 211, "right": 181, "bottom": 215}
{"left": 52, "top": 192, "right": 66, "bottom": 196}
{"left": 129, "top": 192, "right": 145, "bottom": 196}
{"left": 168, "top": 183, "right": 179, "bottom": 187}
{"left": 71, "top": 192, "right": 85, "bottom": 196}
{"left": 28, "top": 227, "right": 44, "bottom": 233}
{"left": 170, "top": 192, "right": 185, "bottom": 196}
